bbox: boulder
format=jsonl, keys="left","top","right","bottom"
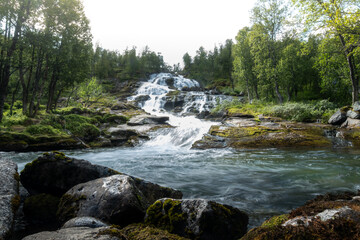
{"left": 328, "top": 110, "right": 347, "bottom": 125}
{"left": 241, "top": 191, "right": 360, "bottom": 240}
{"left": 145, "top": 198, "right": 248, "bottom": 240}
{"left": 0, "top": 159, "right": 19, "bottom": 239}
{"left": 22, "top": 226, "right": 126, "bottom": 240}
{"left": 341, "top": 118, "right": 360, "bottom": 128}
{"left": 23, "top": 193, "right": 60, "bottom": 227}
{"left": 127, "top": 115, "right": 169, "bottom": 126}
{"left": 62, "top": 217, "right": 108, "bottom": 229}
{"left": 20, "top": 152, "right": 120, "bottom": 196}
{"left": 347, "top": 110, "right": 360, "bottom": 119}
{"left": 57, "top": 175, "right": 182, "bottom": 226}
{"left": 353, "top": 101, "right": 360, "bottom": 111}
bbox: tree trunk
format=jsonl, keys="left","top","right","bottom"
{"left": 274, "top": 80, "right": 283, "bottom": 104}
{"left": 338, "top": 34, "right": 359, "bottom": 103}
{"left": 9, "top": 79, "right": 21, "bottom": 116}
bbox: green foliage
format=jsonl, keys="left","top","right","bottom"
{"left": 78, "top": 78, "right": 103, "bottom": 107}
{"left": 3, "top": 103, "right": 10, "bottom": 110}
{"left": 62, "top": 114, "right": 100, "bottom": 141}
{"left": 13, "top": 100, "right": 23, "bottom": 110}
{"left": 269, "top": 100, "right": 338, "bottom": 122}
{"left": 25, "top": 125, "right": 60, "bottom": 136}
{"left": 1, "top": 110, "right": 29, "bottom": 127}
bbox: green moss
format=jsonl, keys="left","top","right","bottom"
{"left": 166, "top": 90, "right": 181, "bottom": 97}
{"left": 97, "top": 226, "right": 127, "bottom": 239}
{"left": 24, "top": 193, "right": 60, "bottom": 222}
{"left": 57, "top": 193, "right": 87, "bottom": 223}
{"left": 145, "top": 199, "right": 187, "bottom": 233}
{"left": 261, "top": 214, "right": 289, "bottom": 228}
{"left": 120, "top": 223, "right": 189, "bottom": 240}
{"left": 11, "top": 195, "right": 21, "bottom": 213}
{"left": 25, "top": 125, "right": 60, "bottom": 136}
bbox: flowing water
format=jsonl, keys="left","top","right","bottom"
{"left": 2, "top": 73, "right": 360, "bottom": 228}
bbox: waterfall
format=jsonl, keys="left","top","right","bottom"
{"left": 128, "top": 73, "right": 232, "bottom": 148}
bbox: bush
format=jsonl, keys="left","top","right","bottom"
{"left": 72, "top": 123, "right": 100, "bottom": 141}
{"left": 25, "top": 125, "right": 60, "bottom": 135}
{"left": 3, "top": 103, "right": 10, "bottom": 110}
{"left": 1, "top": 111, "right": 29, "bottom": 127}
{"left": 268, "top": 100, "right": 338, "bottom": 123}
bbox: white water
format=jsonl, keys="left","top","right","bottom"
{"left": 128, "top": 73, "right": 220, "bottom": 148}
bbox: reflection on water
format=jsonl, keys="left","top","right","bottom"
{"left": 2, "top": 147, "right": 360, "bottom": 228}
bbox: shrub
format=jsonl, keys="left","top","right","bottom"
{"left": 72, "top": 123, "right": 100, "bottom": 141}
{"left": 25, "top": 125, "right": 60, "bottom": 135}
{"left": 3, "top": 103, "right": 10, "bottom": 110}
{"left": 13, "top": 100, "right": 23, "bottom": 109}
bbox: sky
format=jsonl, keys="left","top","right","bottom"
{"left": 82, "top": 0, "right": 256, "bottom": 66}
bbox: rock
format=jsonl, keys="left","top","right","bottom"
{"left": 22, "top": 226, "right": 126, "bottom": 240}
{"left": 341, "top": 118, "right": 360, "bottom": 128}
{"left": 62, "top": 217, "right": 108, "bottom": 229}
{"left": 57, "top": 175, "right": 182, "bottom": 226}
{"left": 23, "top": 193, "right": 60, "bottom": 227}
{"left": 20, "top": 152, "right": 119, "bottom": 196}
{"left": 127, "top": 115, "right": 169, "bottom": 126}
{"left": 353, "top": 101, "right": 360, "bottom": 111}
{"left": 0, "top": 159, "right": 19, "bottom": 239}
{"left": 107, "top": 127, "right": 144, "bottom": 146}
{"left": 347, "top": 110, "right": 360, "bottom": 119}
{"left": 120, "top": 224, "right": 188, "bottom": 240}
{"left": 241, "top": 191, "right": 360, "bottom": 240}
{"left": 328, "top": 110, "right": 347, "bottom": 125}
{"left": 192, "top": 123, "right": 333, "bottom": 150}
{"left": 145, "top": 198, "right": 248, "bottom": 240}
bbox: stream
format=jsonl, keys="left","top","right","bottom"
{"left": 2, "top": 73, "right": 360, "bottom": 228}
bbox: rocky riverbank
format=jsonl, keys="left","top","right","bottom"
{"left": 1, "top": 152, "right": 360, "bottom": 240}
{"left": 0, "top": 152, "right": 248, "bottom": 240}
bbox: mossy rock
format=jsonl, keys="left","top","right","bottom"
{"left": 118, "top": 223, "right": 189, "bottom": 240}
{"left": 145, "top": 198, "right": 248, "bottom": 240}
{"left": 23, "top": 193, "right": 60, "bottom": 225}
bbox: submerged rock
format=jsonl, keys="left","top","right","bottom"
{"left": 145, "top": 198, "right": 248, "bottom": 240}
{"left": 127, "top": 114, "right": 169, "bottom": 126}
{"left": 57, "top": 175, "right": 182, "bottom": 226}
{"left": 20, "top": 152, "right": 120, "bottom": 196}
{"left": 0, "top": 159, "right": 19, "bottom": 239}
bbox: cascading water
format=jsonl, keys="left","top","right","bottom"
{"left": 128, "top": 73, "right": 233, "bottom": 148}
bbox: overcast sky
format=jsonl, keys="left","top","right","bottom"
{"left": 82, "top": 0, "right": 256, "bottom": 66}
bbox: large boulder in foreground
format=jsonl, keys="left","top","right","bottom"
{"left": 0, "top": 159, "right": 19, "bottom": 240}
{"left": 20, "top": 152, "right": 120, "bottom": 197}
{"left": 145, "top": 198, "right": 249, "bottom": 240}
{"left": 241, "top": 191, "right": 360, "bottom": 240}
{"left": 57, "top": 175, "right": 182, "bottom": 226}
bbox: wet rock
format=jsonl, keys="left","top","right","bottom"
{"left": 127, "top": 115, "right": 169, "bottom": 126}
{"left": 145, "top": 198, "right": 248, "bottom": 240}
{"left": 20, "top": 152, "right": 119, "bottom": 197}
{"left": 62, "top": 217, "right": 108, "bottom": 229}
{"left": 22, "top": 226, "right": 125, "bottom": 240}
{"left": 57, "top": 175, "right": 182, "bottom": 226}
{"left": 328, "top": 110, "right": 347, "bottom": 125}
{"left": 0, "top": 159, "right": 19, "bottom": 239}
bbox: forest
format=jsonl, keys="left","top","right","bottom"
{"left": 0, "top": 0, "right": 359, "bottom": 123}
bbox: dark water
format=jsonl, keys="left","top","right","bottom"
{"left": 2, "top": 146, "right": 360, "bottom": 228}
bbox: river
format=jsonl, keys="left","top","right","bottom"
{"left": 2, "top": 73, "right": 360, "bottom": 228}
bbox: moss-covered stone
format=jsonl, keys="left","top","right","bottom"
{"left": 24, "top": 193, "right": 60, "bottom": 225}
{"left": 57, "top": 194, "right": 87, "bottom": 223}
{"left": 119, "top": 224, "right": 189, "bottom": 240}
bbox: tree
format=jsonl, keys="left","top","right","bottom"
{"left": 233, "top": 27, "right": 259, "bottom": 101}
{"left": 293, "top": 0, "right": 360, "bottom": 103}
{"left": 251, "top": 0, "right": 289, "bottom": 103}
